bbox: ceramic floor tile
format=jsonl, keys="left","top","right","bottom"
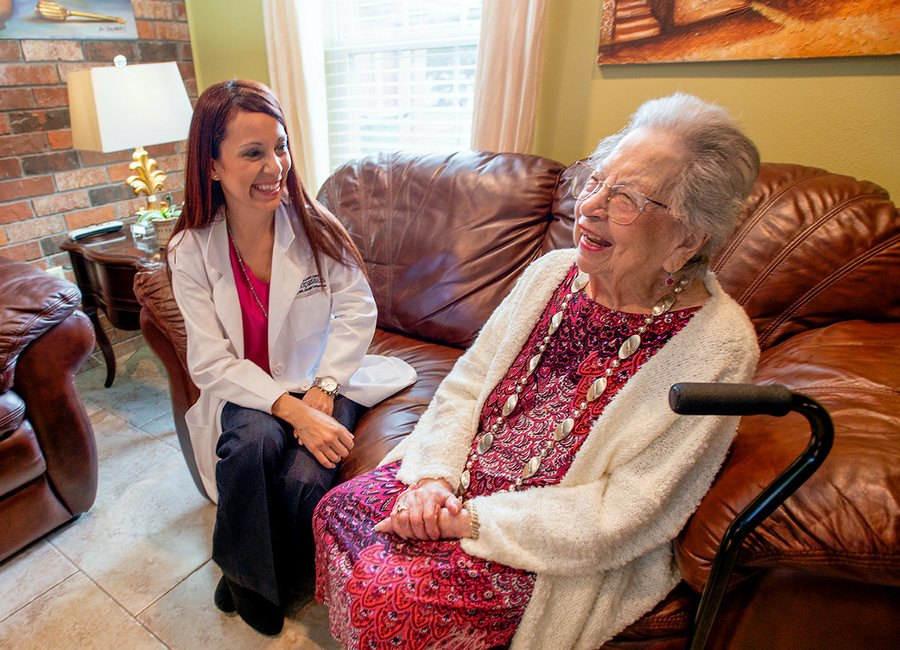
{"left": 90, "top": 408, "right": 179, "bottom": 494}
{"left": 139, "top": 560, "right": 337, "bottom": 650}
{"left": 75, "top": 346, "right": 174, "bottom": 430}
{"left": 141, "top": 410, "right": 179, "bottom": 448}
{"left": 0, "top": 541, "right": 78, "bottom": 621}
{"left": 48, "top": 452, "right": 216, "bottom": 616}
{"left": 294, "top": 601, "right": 342, "bottom": 650}
{"left": 0, "top": 572, "right": 165, "bottom": 650}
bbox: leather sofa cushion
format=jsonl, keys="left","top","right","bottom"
{"left": 0, "top": 257, "right": 81, "bottom": 391}
{"left": 0, "top": 420, "right": 45, "bottom": 495}
{"left": 337, "top": 328, "right": 464, "bottom": 483}
{"left": 677, "top": 320, "right": 900, "bottom": 590}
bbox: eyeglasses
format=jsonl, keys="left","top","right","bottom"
{"left": 570, "top": 161, "right": 670, "bottom": 225}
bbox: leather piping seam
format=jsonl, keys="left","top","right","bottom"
{"left": 712, "top": 168, "right": 832, "bottom": 269}
{"left": 756, "top": 231, "right": 900, "bottom": 347}
{"left": 735, "top": 192, "right": 888, "bottom": 305}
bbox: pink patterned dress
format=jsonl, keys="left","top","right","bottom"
{"left": 313, "top": 266, "right": 698, "bottom": 649}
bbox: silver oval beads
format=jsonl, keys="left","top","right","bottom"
{"left": 548, "top": 311, "right": 564, "bottom": 336}
{"left": 553, "top": 417, "right": 575, "bottom": 441}
{"left": 522, "top": 456, "right": 541, "bottom": 479}
{"left": 586, "top": 377, "right": 608, "bottom": 402}
{"left": 501, "top": 393, "right": 518, "bottom": 417}
{"left": 572, "top": 272, "right": 589, "bottom": 292}
{"left": 477, "top": 432, "right": 494, "bottom": 454}
{"left": 618, "top": 334, "right": 642, "bottom": 360}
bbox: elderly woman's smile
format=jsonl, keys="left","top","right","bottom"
{"left": 578, "top": 227, "right": 611, "bottom": 251}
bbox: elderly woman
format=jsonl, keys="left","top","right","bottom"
{"left": 313, "top": 93, "right": 761, "bottom": 649}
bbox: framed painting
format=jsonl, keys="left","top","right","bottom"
{"left": 1, "top": 0, "right": 137, "bottom": 40}
{"left": 597, "top": 0, "right": 900, "bottom": 64}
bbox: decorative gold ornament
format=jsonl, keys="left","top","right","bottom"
{"left": 126, "top": 147, "right": 167, "bottom": 210}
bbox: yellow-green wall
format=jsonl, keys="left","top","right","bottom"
{"left": 184, "top": 0, "right": 269, "bottom": 91}
{"left": 533, "top": 0, "right": 900, "bottom": 199}
{"left": 185, "top": 0, "right": 900, "bottom": 198}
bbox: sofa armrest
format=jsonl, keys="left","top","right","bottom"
{"left": 0, "top": 257, "right": 81, "bottom": 391}
{"left": 677, "top": 320, "right": 900, "bottom": 590}
{"left": 14, "top": 310, "right": 97, "bottom": 515}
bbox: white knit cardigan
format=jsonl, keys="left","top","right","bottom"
{"left": 382, "top": 249, "right": 759, "bottom": 649}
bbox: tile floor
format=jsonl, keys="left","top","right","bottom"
{"left": 0, "top": 343, "right": 340, "bottom": 650}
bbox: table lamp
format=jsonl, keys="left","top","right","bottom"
{"left": 67, "top": 57, "right": 193, "bottom": 211}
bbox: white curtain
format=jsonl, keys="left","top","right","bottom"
{"left": 262, "top": 0, "right": 330, "bottom": 193}
{"left": 470, "top": 0, "right": 549, "bottom": 154}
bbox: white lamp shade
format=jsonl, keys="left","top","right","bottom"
{"left": 68, "top": 61, "right": 193, "bottom": 153}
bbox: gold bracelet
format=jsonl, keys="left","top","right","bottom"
{"left": 463, "top": 501, "right": 480, "bottom": 540}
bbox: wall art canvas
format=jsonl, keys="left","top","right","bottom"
{"left": 597, "top": 0, "right": 899, "bottom": 64}
{"left": 1, "top": 0, "right": 137, "bottom": 40}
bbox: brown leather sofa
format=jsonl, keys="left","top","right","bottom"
{"left": 0, "top": 256, "right": 98, "bottom": 562}
{"left": 134, "top": 152, "right": 900, "bottom": 648}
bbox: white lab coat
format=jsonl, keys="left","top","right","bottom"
{"left": 168, "top": 204, "right": 416, "bottom": 501}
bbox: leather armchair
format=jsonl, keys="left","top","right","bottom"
{"left": 134, "top": 152, "right": 900, "bottom": 647}
{"left": 0, "top": 256, "right": 97, "bottom": 562}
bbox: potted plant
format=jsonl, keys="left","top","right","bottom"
{"left": 136, "top": 202, "right": 182, "bottom": 249}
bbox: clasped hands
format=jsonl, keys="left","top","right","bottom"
{"left": 272, "top": 390, "right": 352, "bottom": 469}
{"left": 373, "top": 478, "right": 472, "bottom": 540}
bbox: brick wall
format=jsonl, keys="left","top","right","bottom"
{"left": 0, "top": 0, "right": 196, "bottom": 362}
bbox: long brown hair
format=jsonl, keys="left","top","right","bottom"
{"left": 172, "top": 79, "right": 364, "bottom": 278}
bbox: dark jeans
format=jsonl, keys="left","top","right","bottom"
{"left": 212, "top": 393, "right": 360, "bottom": 606}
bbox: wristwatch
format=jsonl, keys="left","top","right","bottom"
{"left": 312, "top": 376, "right": 340, "bottom": 396}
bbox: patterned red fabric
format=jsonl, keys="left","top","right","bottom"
{"left": 314, "top": 265, "right": 698, "bottom": 649}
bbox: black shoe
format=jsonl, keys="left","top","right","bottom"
{"left": 228, "top": 579, "right": 284, "bottom": 636}
{"left": 214, "top": 575, "right": 236, "bottom": 613}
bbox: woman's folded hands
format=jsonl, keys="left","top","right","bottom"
{"left": 271, "top": 392, "right": 353, "bottom": 469}
{"left": 373, "top": 478, "right": 473, "bottom": 541}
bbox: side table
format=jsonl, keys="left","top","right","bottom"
{"left": 61, "top": 229, "right": 162, "bottom": 387}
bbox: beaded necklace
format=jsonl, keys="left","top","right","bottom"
{"left": 227, "top": 225, "right": 269, "bottom": 320}
{"left": 458, "top": 270, "right": 689, "bottom": 495}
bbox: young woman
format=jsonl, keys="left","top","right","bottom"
{"left": 168, "top": 79, "right": 415, "bottom": 635}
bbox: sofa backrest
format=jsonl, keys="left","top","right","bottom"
{"left": 317, "top": 151, "right": 571, "bottom": 348}
{"left": 707, "top": 164, "right": 900, "bottom": 350}
{"left": 140, "top": 155, "right": 900, "bottom": 362}
{"left": 322, "top": 154, "right": 900, "bottom": 352}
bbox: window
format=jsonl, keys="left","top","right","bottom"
{"left": 322, "top": 0, "right": 482, "bottom": 169}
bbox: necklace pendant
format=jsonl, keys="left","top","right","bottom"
{"left": 548, "top": 311, "right": 564, "bottom": 336}
{"left": 652, "top": 293, "right": 675, "bottom": 316}
{"left": 501, "top": 393, "right": 518, "bottom": 417}
{"left": 572, "top": 272, "right": 589, "bottom": 292}
{"left": 618, "top": 334, "right": 642, "bottom": 360}
{"left": 586, "top": 377, "right": 608, "bottom": 402}
{"left": 460, "top": 469, "right": 471, "bottom": 491}
{"left": 552, "top": 417, "right": 575, "bottom": 441}
{"left": 477, "top": 432, "right": 494, "bottom": 454}
{"left": 522, "top": 456, "right": 541, "bottom": 479}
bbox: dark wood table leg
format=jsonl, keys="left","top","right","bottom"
{"left": 84, "top": 303, "right": 116, "bottom": 387}
{"left": 65, "top": 251, "right": 117, "bottom": 387}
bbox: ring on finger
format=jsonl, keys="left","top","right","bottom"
{"left": 395, "top": 502, "right": 410, "bottom": 513}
